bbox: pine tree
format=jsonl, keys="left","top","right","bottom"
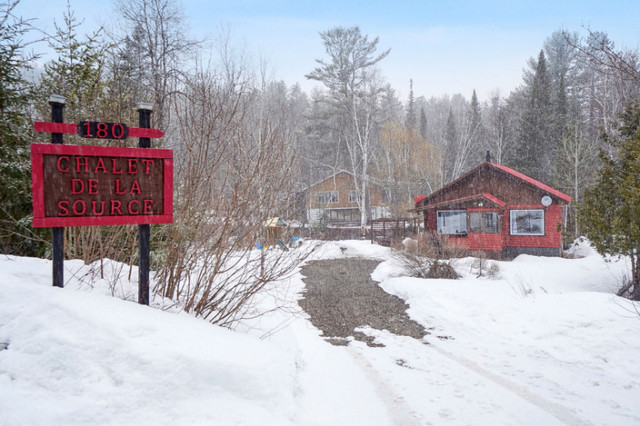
{"left": 514, "top": 50, "right": 553, "bottom": 182}
{"left": 419, "top": 106, "right": 427, "bottom": 140}
{"left": 466, "top": 89, "right": 483, "bottom": 168}
{"left": 0, "top": 3, "right": 42, "bottom": 255}
{"left": 578, "top": 103, "right": 640, "bottom": 299}
{"left": 36, "top": 5, "right": 109, "bottom": 123}
{"left": 405, "top": 79, "right": 417, "bottom": 130}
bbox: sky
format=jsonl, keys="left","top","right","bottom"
{"left": 13, "top": 0, "right": 640, "bottom": 102}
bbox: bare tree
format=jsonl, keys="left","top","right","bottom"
{"left": 154, "top": 43, "right": 314, "bottom": 327}
{"left": 484, "top": 91, "right": 514, "bottom": 165}
{"left": 375, "top": 122, "right": 441, "bottom": 216}
{"left": 554, "top": 122, "right": 598, "bottom": 237}
{"left": 566, "top": 29, "right": 640, "bottom": 138}
{"left": 114, "top": 0, "right": 199, "bottom": 131}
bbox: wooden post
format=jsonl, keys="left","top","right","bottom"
{"left": 137, "top": 102, "right": 153, "bottom": 305}
{"left": 49, "top": 94, "right": 66, "bottom": 288}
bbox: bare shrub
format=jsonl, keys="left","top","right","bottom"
{"left": 470, "top": 250, "right": 500, "bottom": 278}
{"left": 153, "top": 47, "right": 315, "bottom": 327}
{"left": 393, "top": 233, "right": 462, "bottom": 279}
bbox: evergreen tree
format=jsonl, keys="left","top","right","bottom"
{"left": 469, "top": 89, "right": 481, "bottom": 131}
{"left": 578, "top": 103, "right": 640, "bottom": 300}
{"left": 0, "top": 2, "right": 41, "bottom": 255}
{"left": 513, "top": 50, "right": 553, "bottom": 182}
{"left": 466, "top": 89, "right": 483, "bottom": 168}
{"left": 419, "top": 106, "right": 427, "bottom": 140}
{"left": 36, "top": 5, "right": 110, "bottom": 123}
{"left": 405, "top": 79, "right": 417, "bottom": 130}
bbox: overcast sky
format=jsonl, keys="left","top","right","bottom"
{"left": 15, "top": 0, "right": 640, "bottom": 102}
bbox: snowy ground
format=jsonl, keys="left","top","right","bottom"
{"left": 1, "top": 240, "right": 639, "bottom": 425}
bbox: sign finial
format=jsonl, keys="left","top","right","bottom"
{"left": 137, "top": 102, "right": 153, "bottom": 111}
{"left": 48, "top": 94, "right": 66, "bottom": 105}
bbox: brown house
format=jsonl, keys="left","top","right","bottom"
{"left": 305, "top": 171, "right": 389, "bottom": 227}
{"left": 413, "top": 162, "right": 572, "bottom": 258}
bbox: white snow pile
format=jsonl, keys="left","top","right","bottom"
{"left": 1, "top": 239, "right": 640, "bottom": 425}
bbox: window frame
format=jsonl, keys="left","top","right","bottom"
{"left": 468, "top": 211, "right": 500, "bottom": 234}
{"left": 509, "top": 209, "right": 545, "bottom": 236}
{"left": 436, "top": 209, "right": 468, "bottom": 236}
{"left": 316, "top": 191, "right": 339, "bottom": 204}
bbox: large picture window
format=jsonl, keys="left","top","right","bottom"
{"left": 510, "top": 209, "right": 544, "bottom": 236}
{"left": 437, "top": 210, "right": 467, "bottom": 235}
{"left": 469, "top": 211, "right": 499, "bottom": 233}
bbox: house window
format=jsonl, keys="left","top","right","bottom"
{"left": 437, "top": 210, "right": 467, "bottom": 235}
{"left": 316, "top": 191, "right": 338, "bottom": 204}
{"left": 468, "top": 212, "right": 499, "bottom": 234}
{"left": 510, "top": 209, "right": 544, "bottom": 236}
{"left": 327, "top": 208, "right": 359, "bottom": 223}
{"left": 349, "top": 191, "right": 358, "bottom": 203}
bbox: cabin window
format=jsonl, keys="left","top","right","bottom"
{"left": 469, "top": 211, "right": 499, "bottom": 233}
{"left": 349, "top": 191, "right": 358, "bottom": 203}
{"left": 437, "top": 210, "right": 467, "bottom": 235}
{"left": 510, "top": 209, "right": 544, "bottom": 236}
{"left": 326, "top": 208, "right": 359, "bottom": 222}
{"left": 316, "top": 191, "right": 338, "bottom": 204}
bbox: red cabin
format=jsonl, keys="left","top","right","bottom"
{"left": 413, "top": 162, "right": 572, "bottom": 258}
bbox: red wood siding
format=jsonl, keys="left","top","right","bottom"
{"left": 416, "top": 162, "right": 570, "bottom": 256}
{"left": 503, "top": 205, "right": 565, "bottom": 249}
{"left": 421, "top": 205, "right": 566, "bottom": 254}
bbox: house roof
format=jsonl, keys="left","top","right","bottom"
{"left": 416, "top": 162, "right": 572, "bottom": 207}
{"left": 302, "top": 169, "right": 384, "bottom": 192}
{"left": 489, "top": 163, "right": 572, "bottom": 203}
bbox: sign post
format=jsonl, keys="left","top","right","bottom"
{"left": 49, "top": 94, "right": 66, "bottom": 288}
{"left": 137, "top": 102, "right": 153, "bottom": 306}
{"left": 32, "top": 98, "right": 171, "bottom": 304}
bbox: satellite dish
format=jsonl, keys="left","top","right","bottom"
{"left": 541, "top": 195, "right": 552, "bottom": 207}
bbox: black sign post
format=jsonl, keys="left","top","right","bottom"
{"left": 49, "top": 94, "right": 66, "bottom": 288}
{"left": 137, "top": 102, "right": 153, "bottom": 305}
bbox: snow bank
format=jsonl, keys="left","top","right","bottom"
{"left": 2, "top": 238, "right": 640, "bottom": 425}
{"left": 0, "top": 256, "right": 297, "bottom": 425}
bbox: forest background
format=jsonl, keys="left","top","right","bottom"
{"left": 3, "top": 0, "right": 640, "bottom": 320}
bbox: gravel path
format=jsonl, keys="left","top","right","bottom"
{"left": 298, "top": 258, "right": 428, "bottom": 346}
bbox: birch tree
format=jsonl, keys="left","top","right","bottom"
{"left": 306, "top": 26, "right": 390, "bottom": 227}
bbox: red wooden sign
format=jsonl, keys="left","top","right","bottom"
{"left": 31, "top": 143, "right": 173, "bottom": 227}
{"left": 33, "top": 121, "right": 165, "bottom": 139}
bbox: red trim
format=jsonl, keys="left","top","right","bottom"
{"left": 480, "top": 192, "right": 506, "bottom": 207}
{"left": 128, "top": 127, "right": 165, "bottom": 138}
{"left": 33, "top": 215, "right": 173, "bottom": 227}
{"left": 31, "top": 143, "right": 173, "bottom": 228}
{"left": 414, "top": 194, "right": 426, "bottom": 203}
{"left": 34, "top": 122, "right": 165, "bottom": 139}
{"left": 31, "top": 148, "right": 45, "bottom": 220}
{"left": 30, "top": 143, "right": 172, "bottom": 158}
{"left": 163, "top": 158, "right": 173, "bottom": 218}
{"left": 34, "top": 121, "right": 77, "bottom": 134}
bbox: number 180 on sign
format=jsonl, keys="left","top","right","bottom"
{"left": 78, "top": 121, "right": 129, "bottom": 140}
